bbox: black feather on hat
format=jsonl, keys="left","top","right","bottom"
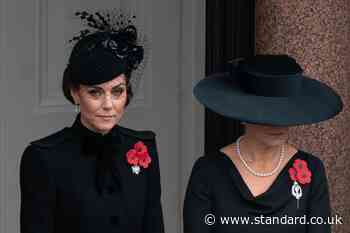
{"left": 65, "top": 10, "right": 147, "bottom": 88}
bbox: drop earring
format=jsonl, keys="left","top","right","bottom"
{"left": 75, "top": 104, "right": 80, "bottom": 113}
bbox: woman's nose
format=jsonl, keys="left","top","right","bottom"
{"left": 101, "top": 94, "right": 113, "bottom": 109}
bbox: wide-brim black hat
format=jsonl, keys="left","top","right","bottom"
{"left": 193, "top": 55, "right": 343, "bottom": 126}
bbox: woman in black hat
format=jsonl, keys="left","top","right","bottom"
{"left": 19, "top": 11, "right": 164, "bottom": 233}
{"left": 183, "top": 55, "right": 343, "bottom": 233}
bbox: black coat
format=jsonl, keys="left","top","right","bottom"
{"left": 183, "top": 150, "right": 331, "bottom": 233}
{"left": 20, "top": 116, "right": 164, "bottom": 233}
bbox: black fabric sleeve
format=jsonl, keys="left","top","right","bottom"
{"left": 143, "top": 137, "right": 165, "bottom": 233}
{"left": 306, "top": 157, "right": 331, "bottom": 233}
{"left": 19, "top": 145, "right": 56, "bottom": 233}
{"left": 183, "top": 157, "right": 213, "bottom": 233}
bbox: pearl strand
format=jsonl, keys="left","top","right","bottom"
{"left": 235, "top": 136, "right": 284, "bottom": 177}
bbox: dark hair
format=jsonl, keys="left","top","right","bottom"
{"left": 62, "top": 67, "right": 133, "bottom": 106}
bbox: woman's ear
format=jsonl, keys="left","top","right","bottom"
{"left": 70, "top": 87, "right": 80, "bottom": 105}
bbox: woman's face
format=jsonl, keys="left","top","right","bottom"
{"left": 71, "top": 74, "right": 128, "bottom": 134}
{"left": 244, "top": 123, "right": 290, "bottom": 147}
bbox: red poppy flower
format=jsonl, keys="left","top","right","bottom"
{"left": 126, "top": 141, "right": 152, "bottom": 171}
{"left": 293, "top": 159, "right": 308, "bottom": 172}
{"left": 289, "top": 159, "right": 312, "bottom": 185}
{"left": 296, "top": 169, "right": 312, "bottom": 184}
{"left": 138, "top": 151, "right": 152, "bottom": 168}
{"left": 126, "top": 149, "right": 139, "bottom": 165}
{"left": 134, "top": 141, "right": 148, "bottom": 153}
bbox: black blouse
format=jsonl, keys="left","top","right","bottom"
{"left": 183, "top": 150, "right": 331, "bottom": 233}
{"left": 20, "top": 115, "right": 164, "bottom": 233}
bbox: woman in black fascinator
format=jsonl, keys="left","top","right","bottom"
{"left": 19, "top": 10, "right": 164, "bottom": 233}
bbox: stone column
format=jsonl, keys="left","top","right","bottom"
{"left": 256, "top": 1, "right": 350, "bottom": 232}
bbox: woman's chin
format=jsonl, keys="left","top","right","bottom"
{"left": 258, "top": 134, "right": 288, "bottom": 147}
{"left": 93, "top": 121, "right": 117, "bottom": 134}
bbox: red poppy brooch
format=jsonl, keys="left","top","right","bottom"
{"left": 288, "top": 159, "right": 312, "bottom": 208}
{"left": 126, "top": 141, "right": 152, "bottom": 175}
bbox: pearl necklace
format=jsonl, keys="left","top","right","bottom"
{"left": 235, "top": 136, "right": 285, "bottom": 177}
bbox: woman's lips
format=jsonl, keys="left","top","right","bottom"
{"left": 98, "top": 115, "right": 115, "bottom": 120}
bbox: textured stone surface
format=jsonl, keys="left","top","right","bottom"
{"left": 256, "top": 1, "right": 350, "bottom": 232}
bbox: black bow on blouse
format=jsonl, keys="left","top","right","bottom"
{"left": 72, "top": 115, "right": 122, "bottom": 196}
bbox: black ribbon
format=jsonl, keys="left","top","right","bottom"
{"left": 229, "top": 57, "right": 304, "bottom": 97}
{"left": 82, "top": 132, "right": 122, "bottom": 196}
{"left": 238, "top": 71, "right": 303, "bottom": 97}
{"left": 68, "top": 113, "right": 123, "bottom": 196}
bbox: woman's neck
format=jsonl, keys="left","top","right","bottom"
{"left": 80, "top": 115, "right": 109, "bottom": 136}
{"left": 239, "top": 135, "right": 282, "bottom": 164}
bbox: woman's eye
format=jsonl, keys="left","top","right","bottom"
{"left": 112, "top": 88, "right": 125, "bottom": 96}
{"left": 88, "top": 89, "right": 102, "bottom": 97}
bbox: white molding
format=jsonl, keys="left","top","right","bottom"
{"left": 178, "top": 0, "right": 205, "bottom": 232}
{"left": 0, "top": 0, "right": 4, "bottom": 84}
{"left": 0, "top": 120, "right": 7, "bottom": 233}
{"left": 0, "top": 121, "right": 3, "bottom": 233}
{"left": 0, "top": 0, "right": 7, "bottom": 231}
{"left": 32, "top": 0, "right": 70, "bottom": 114}
{"left": 33, "top": 0, "right": 153, "bottom": 114}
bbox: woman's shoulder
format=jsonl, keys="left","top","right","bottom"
{"left": 117, "top": 125, "right": 156, "bottom": 141}
{"left": 190, "top": 152, "right": 226, "bottom": 175}
{"left": 21, "top": 128, "right": 72, "bottom": 163}
{"left": 296, "top": 150, "right": 328, "bottom": 185}
{"left": 21, "top": 128, "right": 72, "bottom": 168}
{"left": 186, "top": 154, "right": 225, "bottom": 193}
{"left": 296, "top": 150, "right": 327, "bottom": 171}
{"left": 28, "top": 127, "right": 72, "bottom": 150}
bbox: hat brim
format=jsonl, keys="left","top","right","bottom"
{"left": 193, "top": 73, "right": 343, "bottom": 126}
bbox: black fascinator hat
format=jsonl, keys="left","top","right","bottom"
{"left": 193, "top": 54, "right": 343, "bottom": 126}
{"left": 63, "top": 10, "right": 147, "bottom": 97}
